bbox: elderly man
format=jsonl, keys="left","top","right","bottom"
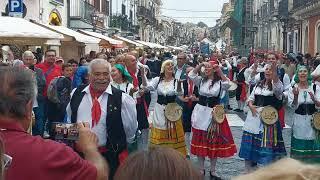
{"left": 22, "top": 51, "right": 46, "bottom": 136}
{"left": 175, "top": 53, "right": 189, "bottom": 80}
{"left": 125, "top": 54, "right": 151, "bottom": 152}
{"left": 67, "top": 59, "right": 138, "bottom": 179}
{"left": 0, "top": 66, "right": 108, "bottom": 180}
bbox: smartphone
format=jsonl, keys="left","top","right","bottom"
{"left": 51, "top": 123, "right": 79, "bottom": 141}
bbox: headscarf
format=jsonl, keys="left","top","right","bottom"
{"left": 160, "top": 60, "right": 173, "bottom": 74}
{"left": 114, "top": 64, "right": 133, "bottom": 83}
{"left": 294, "top": 65, "right": 312, "bottom": 86}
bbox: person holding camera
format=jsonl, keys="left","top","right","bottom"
{"left": 0, "top": 66, "right": 108, "bottom": 180}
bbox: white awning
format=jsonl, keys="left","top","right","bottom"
{"left": 136, "top": 40, "right": 167, "bottom": 49}
{"left": 79, "top": 30, "right": 123, "bottom": 45}
{"left": 0, "top": 17, "right": 63, "bottom": 39}
{"left": 41, "top": 24, "right": 101, "bottom": 44}
{"left": 114, "top": 36, "right": 143, "bottom": 47}
{"left": 167, "top": 45, "right": 183, "bottom": 51}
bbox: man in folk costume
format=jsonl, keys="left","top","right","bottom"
{"left": 235, "top": 57, "right": 248, "bottom": 112}
{"left": 66, "top": 59, "right": 138, "bottom": 179}
{"left": 125, "top": 54, "right": 151, "bottom": 151}
{"left": 179, "top": 66, "right": 199, "bottom": 158}
{"left": 175, "top": 53, "right": 189, "bottom": 81}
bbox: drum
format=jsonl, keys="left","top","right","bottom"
{"left": 261, "top": 106, "right": 278, "bottom": 125}
{"left": 312, "top": 112, "right": 320, "bottom": 131}
{"left": 211, "top": 105, "right": 225, "bottom": 124}
{"left": 229, "top": 81, "right": 238, "bottom": 98}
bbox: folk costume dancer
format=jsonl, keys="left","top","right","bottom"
{"left": 125, "top": 55, "right": 151, "bottom": 151}
{"left": 66, "top": 59, "right": 138, "bottom": 179}
{"left": 239, "top": 62, "right": 287, "bottom": 173}
{"left": 142, "top": 60, "right": 187, "bottom": 156}
{"left": 288, "top": 65, "right": 320, "bottom": 163}
{"left": 188, "top": 61, "right": 237, "bottom": 177}
{"left": 179, "top": 66, "right": 199, "bottom": 158}
{"left": 111, "top": 64, "right": 135, "bottom": 97}
{"left": 235, "top": 57, "right": 248, "bottom": 112}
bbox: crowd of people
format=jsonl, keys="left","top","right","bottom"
{"left": 1, "top": 47, "right": 320, "bottom": 179}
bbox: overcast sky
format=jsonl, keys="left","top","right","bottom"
{"left": 161, "top": 0, "right": 229, "bottom": 27}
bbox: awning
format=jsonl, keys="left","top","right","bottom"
{"left": 167, "top": 45, "right": 183, "bottom": 51}
{"left": 79, "top": 30, "right": 123, "bottom": 45}
{"left": 114, "top": 36, "right": 143, "bottom": 47}
{"left": 40, "top": 24, "right": 101, "bottom": 44}
{"left": 136, "top": 40, "right": 167, "bottom": 49}
{"left": 0, "top": 16, "right": 63, "bottom": 45}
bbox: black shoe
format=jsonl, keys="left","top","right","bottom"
{"left": 210, "top": 172, "right": 222, "bottom": 180}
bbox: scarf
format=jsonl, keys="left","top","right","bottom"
{"left": 128, "top": 68, "right": 139, "bottom": 88}
{"left": 115, "top": 64, "right": 133, "bottom": 83}
{"left": 89, "top": 85, "right": 104, "bottom": 127}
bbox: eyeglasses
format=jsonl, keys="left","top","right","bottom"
{"left": 3, "top": 154, "right": 12, "bottom": 169}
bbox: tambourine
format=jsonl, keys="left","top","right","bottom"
{"left": 164, "top": 103, "right": 182, "bottom": 122}
{"left": 312, "top": 112, "right": 320, "bottom": 131}
{"left": 212, "top": 105, "right": 225, "bottom": 124}
{"left": 260, "top": 106, "right": 278, "bottom": 125}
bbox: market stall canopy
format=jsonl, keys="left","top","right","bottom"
{"left": 0, "top": 16, "right": 63, "bottom": 45}
{"left": 114, "top": 36, "right": 143, "bottom": 47}
{"left": 136, "top": 40, "right": 167, "bottom": 49}
{"left": 167, "top": 45, "right": 183, "bottom": 51}
{"left": 39, "top": 24, "right": 101, "bottom": 44}
{"left": 79, "top": 30, "right": 123, "bottom": 45}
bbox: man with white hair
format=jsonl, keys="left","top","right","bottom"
{"left": 67, "top": 59, "right": 138, "bottom": 179}
{"left": 22, "top": 50, "right": 46, "bottom": 136}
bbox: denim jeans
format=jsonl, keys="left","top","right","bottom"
{"left": 32, "top": 99, "right": 45, "bottom": 136}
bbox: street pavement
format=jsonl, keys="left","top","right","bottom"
{"left": 148, "top": 93, "right": 293, "bottom": 180}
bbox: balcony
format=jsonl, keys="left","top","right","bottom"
{"left": 110, "top": 14, "right": 132, "bottom": 32}
{"left": 292, "top": 0, "right": 319, "bottom": 11}
{"left": 137, "top": 6, "right": 156, "bottom": 25}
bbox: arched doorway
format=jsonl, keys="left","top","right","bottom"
{"left": 304, "top": 26, "right": 308, "bottom": 53}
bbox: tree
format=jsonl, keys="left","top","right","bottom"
{"left": 197, "top": 21, "right": 208, "bottom": 28}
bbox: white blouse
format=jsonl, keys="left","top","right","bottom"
{"left": 144, "top": 77, "right": 182, "bottom": 96}
{"left": 188, "top": 70, "right": 230, "bottom": 97}
{"left": 287, "top": 84, "right": 320, "bottom": 140}
{"left": 111, "top": 81, "right": 134, "bottom": 94}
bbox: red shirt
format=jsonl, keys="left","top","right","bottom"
{"left": 0, "top": 119, "right": 97, "bottom": 180}
{"left": 36, "top": 62, "right": 62, "bottom": 97}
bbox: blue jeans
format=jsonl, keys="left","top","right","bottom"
{"left": 32, "top": 99, "right": 45, "bottom": 136}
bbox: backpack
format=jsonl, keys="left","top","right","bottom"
{"left": 47, "top": 76, "right": 71, "bottom": 105}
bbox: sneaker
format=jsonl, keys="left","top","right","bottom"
{"left": 43, "top": 131, "right": 50, "bottom": 139}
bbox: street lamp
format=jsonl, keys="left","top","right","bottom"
{"left": 91, "top": 12, "right": 99, "bottom": 32}
{"left": 280, "top": 17, "right": 289, "bottom": 53}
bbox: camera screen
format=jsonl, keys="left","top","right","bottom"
{"left": 51, "top": 123, "right": 79, "bottom": 141}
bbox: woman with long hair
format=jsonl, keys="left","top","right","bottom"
{"left": 141, "top": 60, "right": 186, "bottom": 156}
{"left": 288, "top": 65, "right": 320, "bottom": 163}
{"left": 188, "top": 61, "right": 237, "bottom": 178}
{"left": 239, "top": 61, "right": 287, "bottom": 173}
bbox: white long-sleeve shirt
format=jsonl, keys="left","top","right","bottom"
{"left": 66, "top": 84, "right": 138, "bottom": 146}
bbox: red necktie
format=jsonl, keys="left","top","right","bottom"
{"left": 89, "top": 85, "right": 102, "bottom": 127}
{"left": 188, "top": 79, "right": 194, "bottom": 108}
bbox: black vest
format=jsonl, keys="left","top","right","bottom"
{"left": 70, "top": 85, "right": 127, "bottom": 151}
{"left": 237, "top": 68, "right": 247, "bottom": 82}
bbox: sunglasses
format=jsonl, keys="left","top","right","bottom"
{"left": 3, "top": 154, "right": 12, "bottom": 169}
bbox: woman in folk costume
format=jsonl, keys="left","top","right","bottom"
{"left": 111, "top": 64, "right": 136, "bottom": 97}
{"left": 288, "top": 65, "right": 320, "bottom": 163}
{"left": 239, "top": 61, "right": 287, "bottom": 173}
{"left": 235, "top": 57, "right": 248, "bottom": 112}
{"left": 188, "top": 61, "right": 237, "bottom": 178}
{"left": 141, "top": 60, "right": 187, "bottom": 156}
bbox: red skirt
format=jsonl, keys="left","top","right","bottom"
{"left": 191, "top": 118, "right": 237, "bottom": 158}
